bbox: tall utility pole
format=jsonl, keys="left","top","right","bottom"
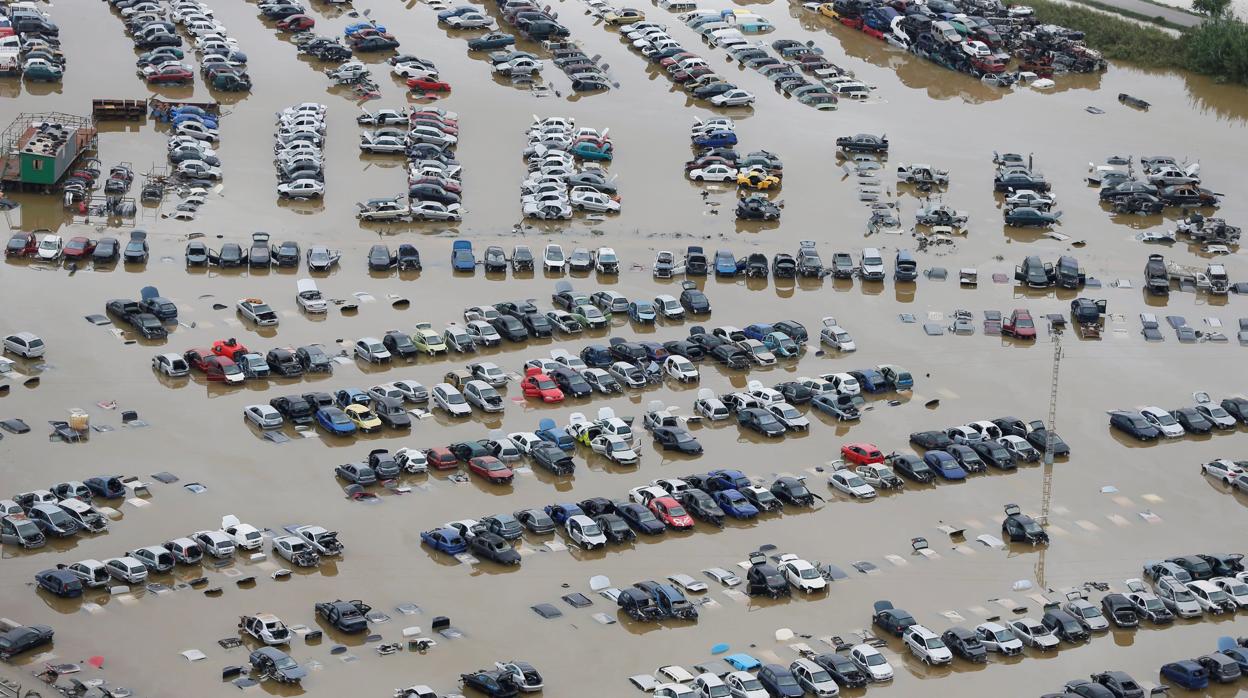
{"left": 1035, "top": 328, "right": 1063, "bottom": 589}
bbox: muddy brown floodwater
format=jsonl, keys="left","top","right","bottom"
{"left": 2, "top": 0, "right": 1247, "bottom": 695}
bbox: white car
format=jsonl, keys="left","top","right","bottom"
{"left": 975, "top": 622, "right": 1023, "bottom": 655}
{"left": 410, "top": 201, "right": 462, "bottom": 221}
{"left": 177, "top": 159, "right": 222, "bottom": 179}
{"left": 355, "top": 337, "right": 391, "bottom": 363}
{"left": 278, "top": 178, "right": 324, "bottom": 199}
{"left": 1155, "top": 576, "right": 1203, "bottom": 618}
{"left": 237, "top": 298, "right": 279, "bottom": 326}
{"left": 849, "top": 644, "right": 892, "bottom": 682}
{"left": 1005, "top": 189, "right": 1055, "bottom": 209}
{"left": 244, "top": 404, "right": 283, "bottom": 430}
{"left": 724, "top": 671, "right": 767, "bottom": 698}
{"left": 221, "top": 514, "right": 263, "bottom": 551}
{"left": 688, "top": 164, "right": 738, "bottom": 181}
{"left": 968, "top": 420, "right": 1003, "bottom": 440}
{"left": 569, "top": 187, "right": 619, "bottom": 213}
{"left": 542, "top": 244, "right": 566, "bottom": 271}
{"left": 819, "top": 320, "right": 855, "bottom": 352}
{"left": 778, "top": 554, "right": 826, "bottom": 593}
{"left": 591, "top": 434, "right": 639, "bottom": 464}
{"left": 1202, "top": 459, "right": 1244, "bottom": 483}
{"left": 394, "top": 447, "right": 429, "bottom": 473}
{"left": 628, "top": 485, "right": 669, "bottom": 505}
{"left": 36, "top": 235, "right": 62, "bottom": 261}
{"left": 654, "top": 295, "right": 684, "bottom": 320}
{"left": 583, "top": 368, "right": 621, "bottom": 394}
{"left": 947, "top": 425, "right": 983, "bottom": 444}
{"left": 469, "top": 362, "right": 508, "bottom": 386}
{"left": 63, "top": 559, "right": 110, "bottom": 588}
{"left": 466, "top": 320, "right": 502, "bottom": 346}
{"left": 710, "top": 89, "right": 755, "bottom": 107}
{"left": 998, "top": 435, "right": 1039, "bottom": 461}
{"left": 829, "top": 469, "right": 876, "bottom": 498}
{"left": 239, "top": 613, "right": 291, "bottom": 646}
{"left": 1009, "top": 617, "right": 1060, "bottom": 649}
{"left": 104, "top": 556, "right": 149, "bottom": 584}
{"left": 1140, "top": 406, "right": 1185, "bottom": 438}
{"left": 859, "top": 247, "right": 885, "bottom": 279}
{"left": 767, "top": 402, "right": 809, "bottom": 431}
{"left": 905, "top": 624, "right": 953, "bottom": 665}
{"left": 192, "top": 529, "right": 235, "bottom": 558}
{"left": 296, "top": 278, "right": 327, "bottom": 313}
{"left": 667, "top": 574, "right": 708, "bottom": 593}
{"left": 392, "top": 63, "right": 439, "bottom": 80}
{"left": 827, "top": 373, "right": 860, "bottom": 396}
{"left": 654, "top": 684, "right": 694, "bottom": 698}
{"left": 431, "top": 383, "right": 472, "bottom": 417}
{"left": 960, "top": 39, "right": 991, "bottom": 57}
{"left": 1213, "top": 576, "right": 1248, "bottom": 608}
{"left": 152, "top": 352, "right": 190, "bottom": 377}
{"left": 664, "top": 355, "right": 699, "bottom": 382}
{"left": 565, "top": 514, "right": 606, "bottom": 548}
{"left": 446, "top": 11, "right": 496, "bottom": 28}
{"left": 507, "top": 431, "right": 544, "bottom": 455}
{"left": 273, "top": 535, "right": 319, "bottom": 566}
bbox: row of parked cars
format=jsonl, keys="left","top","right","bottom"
{"left": 522, "top": 116, "right": 620, "bottom": 220}
{"left": 5, "top": 229, "right": 148, "bottom": 265}
{"left": 274, "top": 102, "right": 325, "bottom": 199}
{"left": 1109, "top": 395, "right": 1248, "bottom": 441}
{"left": 2, "top": 1, "right": 64, "bottom": 82}
{"left": 0, "top": 477, "right": 125, "bottom": 549}
{"left": 1091, "top": 154, "right": 1220, "bottom": 216}
{"left": 31, "top": 517, "right": 344, "bottom": 599}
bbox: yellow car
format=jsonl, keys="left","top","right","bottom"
{"left": 818, "top": 2, "right": 840, "bottom": 18}
{"left": 345, "top": 403, "right": 383, "bottom": 433}
{"left": 737, "top": 170, "right": 782, "bottom": 190}
{"left": 604, "top": 8, "right": 645, "bottom": 24}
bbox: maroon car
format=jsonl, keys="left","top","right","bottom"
{"left": 1002, "top": 309, "right": 1037, "bottom": 339}
{"left": 6, "top": 232, "right": 36, "bottom": 258}
{"left": 62, "top": 236, "right": 96, "bottom": 260}
{"left": 144, "top": 65, "right": 194, "bottom": 84}
{"left": 468, "top": 456, "right": 514, "bottom": 484}
{"left": 425, "top": 447, "right": 459, "bottom": 470}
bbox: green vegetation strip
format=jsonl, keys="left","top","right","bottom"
{"left": 1029, "top": 0, "right": 1248, "bottom": 83}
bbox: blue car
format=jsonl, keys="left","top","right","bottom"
{"left": 421, "top": 527, "right": 467, "bottom": 554}
{"left": 725, "top": 653, "right": 761, "bottom": 671}
{"left": 536, "top": 418, "right": 576, "bottom": 451}
{"left": 714, "top": 250, "right": 738, "bottom": 276}
{"left": 579, "top": 344, "right": 613, "bottom": 368}
{"left": 638, "top": 341, "right": 669, "bottom": 362}
{"left": 335, "top": 387, "right": 371, "bottom": 408}
{"left": 345, "top": 22, "right": 387, "bottom": 34}
{"left": 1220, "top": 641, "right": 1248, "bottom": 673}
{"left": 758, "top": 664, "right": 803, "bottom": 698}
{"left": 714, "top": 490, "right": 759, "bottom": 519}
{"left": 850, "top": 369, "right": 888, "bottom": 393}
{"left": 692, "top": 130, "right": 737, "bottom": 148}
{"left": 743, "top": 323, "right": 773, "bottom": 341}
{"left": 452, "top": 240, "right": 475, "bottom": 271}
{"left": 923, "top": 451, "right": 967, "bottom": 480}
{"left": 628, "top": 301, "right": 656, "bottom": 323}
{"left": 543, "top": 503, "right": 584, "bottom": 524}
{"left": 1160, "top": 660, "right": 1208, "bottom": 690}
{"left": 173, "top": 114, "right": 218, "bottom": 130}
{"left": 316, "top": 407, "right": 357, "bottom": 435}
{"left": 707, "top": 469, "right": 751, "bottom": 492}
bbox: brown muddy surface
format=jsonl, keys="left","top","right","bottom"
{"left": 2, "top": 0, "right": 1247, "bottom": 695}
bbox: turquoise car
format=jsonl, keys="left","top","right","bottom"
{"left": 571, "top": 141, "right": 613, "bottom": 161}
{"left": 763, "top": 332, "right": 799, "bottom": 357}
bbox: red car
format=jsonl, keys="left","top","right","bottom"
{"left": 6, "top": 231, "right": 37, "bottom": 257}
{"left": 1003, "top": 309, "right": 1036, "bottom": 340}
{"left": 212, "top": 338, "right": 250, "bottom": 361}
{"left": 522, "top": 367, "right": 564, "bottom": 403}
{"left": 145, "top": 65, "right": 194, "bottom": 84}
{"left": 409, "top": 117, "right": 459, "bottom": 135}
{"left": 276, "top": 14, "right": 315, "bottom": 30}
{"left": 409, "top": 176, "right": 461, "bottom": 194}
{"left": 183, "top": 348, "right": 241, "bottom": 382}
{"left": 468, "top": 456, "right": 514, "bottom": 484}
{"left": 408, "top": 77, "right": 452, "bottom": 92}
{"left": 841, "top": 442, "right": 884, "bottom": 465}
{"left": 425, "top": 447, "right": 459, "bottom": 470}
{"left": 62, "top": 236, "right": 96, "bottom": 260}
{"left": 649, "top": 497, "right": 694, "bottom": 529}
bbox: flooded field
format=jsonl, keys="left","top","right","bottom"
{"left": 1, "top": 0, "right": 1247, "bottom": 695}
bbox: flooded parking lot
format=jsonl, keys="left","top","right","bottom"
{"left": 1, "top": 0, "right": 1247, "bottom": 695}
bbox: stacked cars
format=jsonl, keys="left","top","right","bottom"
{"left": 9, "top": 1, "right": 63, "bottom": 82}
{"left": 407, "top": 108, "right": 463, "bottom": 221}
{"left": 522, "top": 116, "right": 620, "bottom": 220}
{"left": 276, "top": 103, "right": 325, "bottom": 199}
{"left": 162, "top": 103, "right": 224, "bottom": 218}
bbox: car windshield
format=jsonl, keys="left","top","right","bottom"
{"left": 331, "top": 413, "right": 351, "bottom": 425}
{"left": 546, "top": 248, "right": 564, "bottom": 261}
{"left": 1023, "top": 521, "right": 1043, "bottom": 533}
{"left": 666, "top": 505, "right": 688, "bottom": 516}
{"left": 1144, "top": 598, "right": 1164, "bottom": 610}
{"left": 846, "top": 475, "right": 867, "bottom": 487}
{"left": 995, "top": 628, "right": 1017, "bottom": 642}
{"left": 1078, "top": 605, "right": 1102, "bottom": 618}
{"left": 222, "top": 363, "right": 242, "bottom": 376}
{"left": 926, "top": 637, "right": 946, "bottom": 649}
{"left": 864, "top": 654, "right": 886, "bottom": 666}
{"left": 1208, "top": 589, "right": 1230, "bottom": 602}
{"left": 1154, "top": 412, "right": 1178, "bottom": 425}
{"left": 581, "top": 523, "right": 601, "bottom": 535}
{"left": 1016, "top": 318, "right": 1034, "bottom": 328}
{"left": 1227, "top": 583, "right": 1248, "bottom": 595}
{"left": 1207, "top": 406, "right": 1230, "bottom": 418}
{"left": 800, "top": 568, "right": 819, "bottom": 579}
{"left": 445, "top": 393, "right": 465, "bottom": 404}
